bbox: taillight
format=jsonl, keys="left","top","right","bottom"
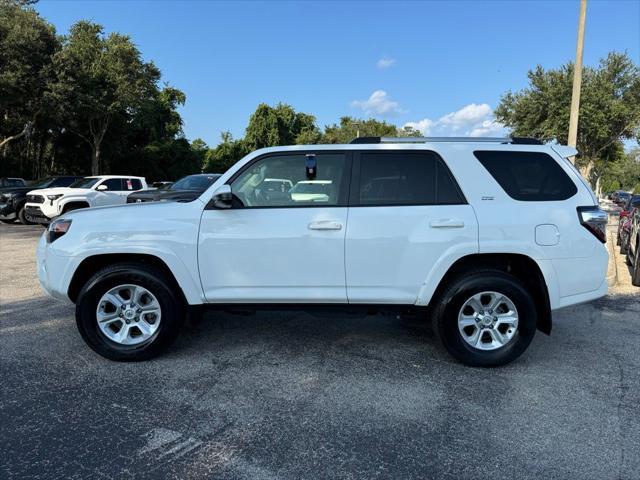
{"left": 577, "top": 206, "right": 607, "bottom": 243}
{"left": 47, "top": 218, "right": 72, "bottom": 243}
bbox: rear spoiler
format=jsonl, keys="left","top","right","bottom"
{"left": 551, "top": 145, "right": 578, "bottom": 159}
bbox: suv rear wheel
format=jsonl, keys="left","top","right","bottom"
{"left": 432, "top": 270, "right": 537, "bottom": 367}
{"left": 76, "top": 263, "right": 185, "bottom": 361}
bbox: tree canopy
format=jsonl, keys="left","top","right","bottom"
{"left": 495, "top": 52, "right": 640, "bottom": 189}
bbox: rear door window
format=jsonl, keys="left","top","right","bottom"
{"left": 99, "top": 179, "right": 124, "bottom": 191}
{"left": 125, "top": 178, "right": 143, "bottom": 191}
{"left": 354, "top": 151, "right": 465, "bottom": 206}
{"left": 474, "top": 151, "right": 577, "bottom": 201}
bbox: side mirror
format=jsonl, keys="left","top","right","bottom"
{"left": 211, "top": 184, "right": 232, "bottom": 209}
{"left": 96, "top": 184, "right": 108, "bottom": 191}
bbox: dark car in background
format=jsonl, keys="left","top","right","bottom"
{"left": 0, "top": 177, "right": 26, "bottom": 188}
{"left": 626, "top": 205, "right": 640, "bottom": 287}
{"left": 617, "top": 195, "right": 640, "bottom": 254}
{"left": 0, "top": 176, "right": 83, "bottom": 224}
{"left": 127, "top": 173, "right": 221, "bottom": 203}
{"left": 612, "top": 191, "right": 632, "bottom": 206}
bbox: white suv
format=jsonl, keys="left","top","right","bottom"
{"left": 36, "top": 137, "right": 608, "bottom": 366}
{"left": 25, "top": 175, "right": 147, "bottom": 224}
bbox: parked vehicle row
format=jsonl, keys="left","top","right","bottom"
{"left": 0, "top": 176, "right": 83, "bottom": 224}
{"left": 37, "top": 137, "right": 610, "bottom": 367}
{"left": 616, "top": 194, "right": 640, "bottom": 286}
{"left": 610, "top": 190, "right": 633, "bottom": 206}
{"left": 0, "top": 174, "right": 224, "bottom": 225}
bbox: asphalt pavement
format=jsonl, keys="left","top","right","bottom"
{"left": 1, "top": 222, "right": 639, "bottom": 480}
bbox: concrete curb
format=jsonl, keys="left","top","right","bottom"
{"left": 606, "top": 228, "right": 618, "bottom": 288}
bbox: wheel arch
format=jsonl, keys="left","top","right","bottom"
{"left": 68, "top": 253, "right": 189, "bottom": 306}
{"left": 427, "top": 253, "right": 552, "bottom": 335}
{"left": 61, "top": 200, "right": 90, "bottom": 213}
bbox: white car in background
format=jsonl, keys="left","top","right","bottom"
{"left": 25, "top": 175, "right": 147, "bottom": 224}
{"left": 289, "top": 180, "right": 333, "bottom": 202}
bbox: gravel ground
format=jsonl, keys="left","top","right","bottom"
{"left": 1, "top": 222, "right": 639, "bottom": 480}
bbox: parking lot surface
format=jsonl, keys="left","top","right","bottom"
{"left": 1, "top": 222, "right": 639, "bottom": 480}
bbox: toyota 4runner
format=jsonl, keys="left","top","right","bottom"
{"left": 36, "top": 137, "right": 608, "bottom": 366}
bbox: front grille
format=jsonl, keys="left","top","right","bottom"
{"left": 27, "top": 194, "right": 44, "bottom": 204}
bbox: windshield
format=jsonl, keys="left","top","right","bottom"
{"left": 69, "top": 178, "right": 100, "bottom": 189}
{"left": 171, "top": 175, "right": 220, "bottom": 191}
{"left": 29, "top": 177, "right": 55, "bottom": 188}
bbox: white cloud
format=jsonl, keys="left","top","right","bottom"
{"left": 404, "top": 118, "right": 434, "bottom": 136}
{"left": 376, "top": 56, "right": 396, "bottom": 69}
{"left": 351, "top": 90, "right": 403, "bottom": 116}
{"left": 404, "top": 103, "right": 506, "bottom": 137}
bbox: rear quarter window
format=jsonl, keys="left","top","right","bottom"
{"left": 474, "top": 151, "right": 577, "bottom": 201}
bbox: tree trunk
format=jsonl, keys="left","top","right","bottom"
{"left": 92, "top": 145, "right": 101, "bottom": 175}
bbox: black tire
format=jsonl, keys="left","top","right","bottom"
{"left": 432, "top": 270, "right": 537, "bottom": 367}
{"left": 76, "top": 262, "right": 185, "bottom": 361}
{"left": 632, "top": 247, "right": 640, "bottom": 287}
{"left": 621, "top": 240, "right": 629, "bottom": 255}
{"left": 17, "top": 206, "right": 32, "bottom": 225}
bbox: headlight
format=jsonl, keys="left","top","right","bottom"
{"left": 47, "top": 194, "right": 63, "bottom": 200}
{"left": 47, "top": 218, "right": 72, "bottom": 243}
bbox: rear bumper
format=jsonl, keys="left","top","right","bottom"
{"left": 554, "top": 277, "right": 608, "bottom": 310}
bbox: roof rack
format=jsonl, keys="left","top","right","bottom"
{"left": 349, "top": 136, "right": 543, "bottom": 145}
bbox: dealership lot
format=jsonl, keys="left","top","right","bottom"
{"left": 1, "top": 223, "right": 639, "bottom": 479}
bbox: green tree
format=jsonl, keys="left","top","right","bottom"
{"left": 244, "top": 103, "right": 321, "bottom": 150}
{"left": 495, "top": 52, "right": 640, "bottom": 189}
{"left": 321, "top": 116, "right": 400, "bottom": 143}
{"left": 600, "top": 147, "right": 640, "bottom": 193}
{"left": 50, "top": 21, "right": 164, "bottom": 174}
{"left": 203, "top": 131, "right": 248, "bottom": 173}
{"left": 0, "top": 1, "right": 58, "bottom": 151}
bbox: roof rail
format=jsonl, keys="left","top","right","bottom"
{"left": 349, "top": 136, "right": 543, "bottom": 145}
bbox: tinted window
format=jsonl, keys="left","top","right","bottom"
{"left": 124, "top": 178, "right": 143, "bottom": 191}
{"left": 357, "top": 151, "right": 464, "bottom": 205}
{"left": 231, "top": 153, "right": 346, "bottom": 207}
{"left": 100, "top": 179, "right": 123, "bottom": 191}
{"left": 51, "top": 177, "right": 79, "bottom": 188}
{"left": 4, "top": 179, "right": 23, "bottom": 187}
{"left": 70, "top": 178, "right": 100, "bottom": 189}
{"left": 171, "top": 174, "right": 220, "bottom": 191}
{"left": 474, "top": 151, "right": 577, "bottom": 201}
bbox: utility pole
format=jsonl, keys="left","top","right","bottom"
{"left": 567, "top": 0, "right": 587, "bottom": 163}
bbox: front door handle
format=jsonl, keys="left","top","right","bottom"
{"left": 308, "top": 221, "right": 343, "bottom": 231}
{"left": 430, "top": 219, "right": 465, "bottom": 228}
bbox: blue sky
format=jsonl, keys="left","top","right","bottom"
{"left": 37, "top": 0, "right": 639, "bottom": 146}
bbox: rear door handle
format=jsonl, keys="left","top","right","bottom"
{"left": 429, "top": 219, "right": 465, "bottom": 228}
{"left": 308, "top": 221, "right": 343, "bottom": 231}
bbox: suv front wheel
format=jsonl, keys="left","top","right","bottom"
{"left": 432, "top": 270, "right": 537, "bottom": 367}
{"left": 76, "top": 263, "right": 185, "bottom": 361}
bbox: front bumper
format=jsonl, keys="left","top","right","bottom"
{"left": 25, "top": 205, "right": 52, "bottom": 224}
{"left": 0, "top": 202, "right": 17, "bottom": 220}
{"left": 37, "top": 234, "right": 78, "bottom": 303}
